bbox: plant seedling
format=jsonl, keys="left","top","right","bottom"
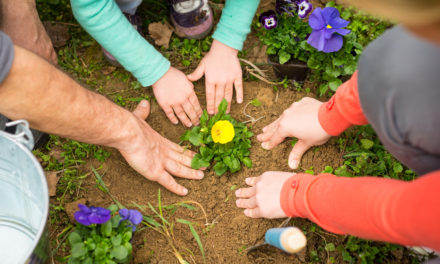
{"left": 181, "top": 99, "right": 253, "bottom": 176}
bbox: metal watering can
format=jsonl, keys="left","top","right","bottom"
{"left": 0, "top": 120, "right": 49, "bottom": 263}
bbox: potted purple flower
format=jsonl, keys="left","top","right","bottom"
{"left": 258, "top": 0, "right": 314, "bottom": 81}
{"left": 256, "top": 0, "right": 361, "bottom": 92}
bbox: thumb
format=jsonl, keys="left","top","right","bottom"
{"left": 288, "top": 140, "right": 310, "bottom": 169}
{"left": 132, "top": 100, "right": 151, "bottom": 120}
{"left": 187, "top": 60, "right": 205, "bottom": 82}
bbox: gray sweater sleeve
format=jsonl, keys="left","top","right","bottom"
{"left": 358, "top": 26, "right": 440, "bottom": 175}
{"left": 0, "top": 31, "right": 14, "bottom": 84}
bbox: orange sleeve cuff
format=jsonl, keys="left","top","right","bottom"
{"left": 280, "top": 173, "right": 343, "bottom": 234}
{"left": 318, "top": 72, "right": 369, "bottom": 136}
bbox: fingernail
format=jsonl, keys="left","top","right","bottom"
{"left": 257, "top": 135, "right": 262, "bottom": 141}
{"left": 140, "top": 100, "right": 148, "bottom": 107}
{"left": 238, "top": 98, "right": 243, "bottom": 104}
{"left": 245, "top": 178, "right": 251, "bottom": 185}
{"left": 261, "top": 142, "right": 269, "bottom": 149}
{"left": 198, "top": 171, "right": 204, "bottom": 178}
{"left": 173, "top": 120, "right": 179, "bottom": 125}
{"left": 183, "top": 188, "right": 188, "bottom": 195}
{"left": 187, "top": 123, "right": 192, "bottom": 127}
{"left": 235, "top": 189, "right": 241, "bottom": 196}
{"left": 244, "top": 209, "right": 249, "bottom": 216}
{"left": 289, "top": 159, "right": 299, "bottom": 169}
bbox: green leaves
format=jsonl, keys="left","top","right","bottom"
{"left": 181, "top": 99, "right": 253, "bottom": 176}
{"left": 110, "top": 245, "right": 128, "bottom": 260}
{"left": 71, "top": 243, "right": 87, "bottom": 258}
{"left": 68, "top": 204, "right": 137, "bottom": 263}
{"left": 278, "top": 50, "right": 291, "bottom": 64}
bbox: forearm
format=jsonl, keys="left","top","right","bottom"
{"left": 212, "top": 0, "right": 260, "bottom": 51}
{"left": 281, "top": 172, "right": 440, "bottom": 251}
{"left": 0, "top": 45, "right": 136, "bottom": 150}
{"left": 70, "top": 0, "right": 170, "bottom": 86}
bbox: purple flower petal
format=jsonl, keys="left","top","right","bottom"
{"left": 119, "top": 208, "right": 129, "bottom": 220}
{"left": 323, "top": 34, "right": 344, "bottom": 53}
{"left": 322, "top": 7, "right": 349, "bottom": 29}
{"left": 308, "top": 8, "right": 325, "bottom": 29}
{"left": 259, "top": 10, "right": 278, "bottom": 30}
{"left": 94, "top": 207, "right": 111, "bottom": 217}
{"left": 74, "top": 211, "right": 91, "bottom": 226}
{"left": 128, "top": 210, "right": 143, "bottom": 225}
{"left": 296, "top": 0, "right": 312, "bottom": 19}
{"left": 307, "top": 30, "right": 326, "bottom": 51}
{"left": 78, "top": 204, "right": 91, "bottom": 214}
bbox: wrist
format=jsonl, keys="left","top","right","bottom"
{"left": 280, "top": 173, "right": 335, "bottom": 219}
{"left": 211, "top": 39, "right": 238, "bottom": 56}
{"left": 104, "top": 109, "right": 144, "bottom": 153}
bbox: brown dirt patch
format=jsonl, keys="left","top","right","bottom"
{"left": 71, "top": 80, "right": 344, "bottom": 264}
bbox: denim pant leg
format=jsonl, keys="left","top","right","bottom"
{"left": 115, "top": 0, "right": 143, "bottom": 13}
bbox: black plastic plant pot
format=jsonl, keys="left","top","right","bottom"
{"left": 268, "top": 55, "right": 309, "bottom": 82}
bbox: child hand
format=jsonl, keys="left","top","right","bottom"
{"left": 153, "top": 67, "right": 202, "bottom": 127}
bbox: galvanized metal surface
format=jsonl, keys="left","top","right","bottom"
{"left": 0, "top": 120, "right": 49, "bottom": 263}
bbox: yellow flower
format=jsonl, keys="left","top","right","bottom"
{"left": 211, "top": 120, "right": 235, "bottom": 144}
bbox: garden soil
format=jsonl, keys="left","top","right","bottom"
{"left": 64, "top": 79, "right": 348, "bottom": 264}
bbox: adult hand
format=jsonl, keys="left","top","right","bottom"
{"left": 257, "top": 97, "right": 331, "bottom": 169}
{"left": 118, "top": 100, "right": 204, "bottom": 196}
{"left": 153, "top": 66, "right": 202, "bottom": 127}
{"left": 187, "top": 39, "right": 243, "bottom": 114}
{"left": 235, "top": 171, "right": 293, "bottom": 218}
{"left": 1, "top": 0, "right": 57, "bottom": 64}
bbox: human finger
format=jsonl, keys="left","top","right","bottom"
{"left": 165, "top": 159, "right": 204, "bottom": 180}
{"left": 189, "top": 92, "right": 203, "bottom": 118}
{"left": 236, "top": 197, "right": 257, "bottom": 209}
{"left": 245, "top": 177, "right": 259, "bottom": 187}
{"left": 168, "top": 149, "right": 193, "bottom": 168}
{"left": 288, "top": 140, "right": 311, "bottom": 169}
{"left": 262, "top": 117, "right": 281, "bottom": 133}
{"left": 261, "top": 128, "right": 288, "bottom": 150}
{"left": 225, "top": 82, "right": 234, "bottom": 113}
{"left": 156, "top": 171, "right": 188, "bottom": 196}
{"left": 182, "top": 101, "right": 200, "bottom": 126}
{"left": 162, "top": 104, "right": 179, "bottom": 124}
{"left": 257, "top": 121, "right": 280, "bottom": 142}
{"left": 214, "top": 84, "right": 225, "bottom": 114}
{"left": 206, "top": 81, "right": 216, "bottom": 115}
{"left": 173, "top": 105, "right": 192, "bottom": 127}
{"left": 187, "top": 60, "right": 205, "bottom": 82}
{"left": 235, "top": 186, "right": 256, "bottom": 198}
{"left": 132, "top": 100, "right": 151, "bottom": 120}
{"left": 234, "top": 77, "right": 243, "bottom": 104}
{"left": 244, "top": 208, "right": 263, "bottom": 218}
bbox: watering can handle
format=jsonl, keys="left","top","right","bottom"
{"left": 265, "top": 227, "right": 307, "bottom": 254}
{"left": 4, "top": 120, "right": 35, "bottom": 150}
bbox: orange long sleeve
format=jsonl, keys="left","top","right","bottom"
{"left": 280, "top": 171, "right": 440, "bottom": 251}
{"left": 318, "top": 71, "right": 368, "bottom": 136}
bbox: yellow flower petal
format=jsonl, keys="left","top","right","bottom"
{"left": 211, "top": 120, "right": 235, "bottom": 144}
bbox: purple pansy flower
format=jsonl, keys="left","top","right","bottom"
{"left": 307, "top": 7, "right": 351, "bottom": 53}
{"left": 296, "top": 0, "right": 312, "bottom": 19}
{"left": 74, "top": 204, "right": 111, "bottom": 226}
{"left": 259, "top": 10, "right": 278, "bottom": 30}
{"left": 119, "top": 208, "right": 143, "bottom": 231}
{"left": 275, "top": 0, "right": 297, "bottom": 16}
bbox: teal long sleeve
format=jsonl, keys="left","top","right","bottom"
{"left": 212, "top": 0, "right": 260, "bottom": 51}
{"left": 70, "top": 0, "right": 170, "bottom": 87}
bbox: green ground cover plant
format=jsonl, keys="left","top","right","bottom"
{"left": 181, "top": 99, "right": 253, "bottom": 176}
